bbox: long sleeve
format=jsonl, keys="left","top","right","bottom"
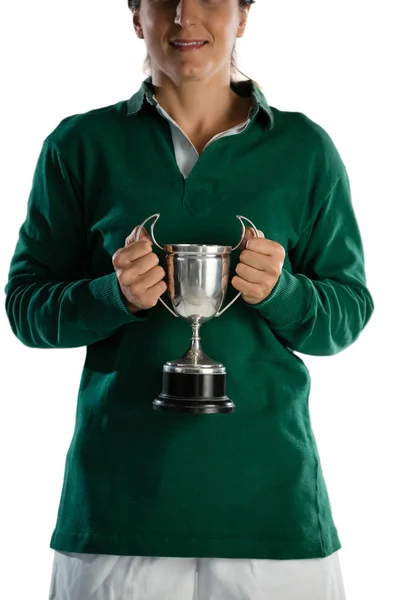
{"left": 4, "top": 139, "right": 149, "bottom": 349}
{"left": 246, "top": 168, "right": 374, "bottom": 356}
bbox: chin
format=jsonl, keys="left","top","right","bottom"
{"left": 174, "top": 62, "right": 213, "bottom": 77}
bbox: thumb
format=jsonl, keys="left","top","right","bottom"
{"left": 125, "top": 225, "right": 152, "bottom": 248}
{"left": 239, "top": 226, "right": 264, "bottom": 250}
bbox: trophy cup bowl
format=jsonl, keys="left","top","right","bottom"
{"left": 135, "top": 214, "right": 259, "bottom": 414}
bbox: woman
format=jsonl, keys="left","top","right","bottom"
{"left": 5, "top": 0, "right": 374, "bottom": 598}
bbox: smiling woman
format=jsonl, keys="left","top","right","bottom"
{"left": 128, "top": 0, "right": 257, "bottom": 84}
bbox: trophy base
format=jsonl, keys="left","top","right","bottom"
{"left": 153, "top": 395, "right": 234, "bottom": 414}
{"left": 153, "top": 370, "right": 235, "bottom": 414}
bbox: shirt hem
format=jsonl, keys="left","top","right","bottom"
{"left": 50, "top": 529, "right": 341, "bottom": 560}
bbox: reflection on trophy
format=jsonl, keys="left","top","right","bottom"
{"left": 135, "top": 214, "right": 259, "bottom": 415}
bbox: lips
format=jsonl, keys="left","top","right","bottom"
{"left": 169, "top": 40, "right": 208, "bottom": 46}
{"left": 169, "top": 42, "right": 208, "bottom": 54}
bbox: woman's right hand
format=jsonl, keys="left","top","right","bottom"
{"left": 112, "top": 225, "right": 167, "bottom": 313}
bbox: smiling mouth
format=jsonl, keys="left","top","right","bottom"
{"left": 169, "top": 41, "right": 208, "bottom": 47}
{"left": 169, "top": 41, "right": 209, "bottom": 54}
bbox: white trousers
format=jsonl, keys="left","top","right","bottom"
{"left": 48, "top": 550, "right": 347, "bottom": 600}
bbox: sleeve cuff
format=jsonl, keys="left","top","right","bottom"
{"left": 243, "top": 269, "right": 313, "bottom": 329}
{"left": 79, "top": 272, "right": 150, "bottom": 334}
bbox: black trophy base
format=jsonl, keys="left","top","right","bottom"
{"left": 153, "top": 370, "right": 235, "bottom": 414}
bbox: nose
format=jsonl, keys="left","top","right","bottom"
{"left": 174, "top": 0, "right": 199, "bottom": 28}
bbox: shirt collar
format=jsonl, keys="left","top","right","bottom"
{"left": 126, "top": 76, "right": 274, "bottom": 130}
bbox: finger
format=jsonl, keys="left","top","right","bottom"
{"left": 239, "top": 226, "right": 265, "bottom": 250}
{"left": 231, "top": 275, "right": 263, "bottom": 299}
{"left": 118, "top": 262, "right": 165, "bottom": 290}
{"left": 245, "top": 238, "right": 284, "bottom": 258}
{"left": 145, "top": 280, "right": 168, "bottom": 305}
{"left": 113, "top": 243, "right": 157, "bottom": 270}
{"left": 239, "top": 248, "right": 271, "bottom": 270}
{"left": 134, "top": 265, "right": 167, "bottom": 294}
{"left": 125, "top": 225, "right": 152, "bottom": 247}
{"left": 235, "top": 262, "right": 266, "bottom": 284}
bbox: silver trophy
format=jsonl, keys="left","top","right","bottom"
{"left": 135, "top": 213, "right": 259, "bottom": 414}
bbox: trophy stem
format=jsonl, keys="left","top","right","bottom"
{"left": 190, "top": 322, "right": 202, "bottom": 356}
{"left": 168, "top": 320, "right": 222, "bottom": 368}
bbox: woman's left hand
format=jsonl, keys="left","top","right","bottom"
{"left": 231, "top": 227, "right": 286, "bottom": 305}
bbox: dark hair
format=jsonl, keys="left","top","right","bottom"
{"left": 127, "top": 0, "right": 257, "bottom": 84}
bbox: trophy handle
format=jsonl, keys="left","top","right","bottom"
{"left": 135, "top": 213, "right": 164, "bottom": 250}
{"left": 135, "top": 213, "right": 179, "bottom": 318}
{"left": 215, "top": 215, "right": 260, "bottom": 318}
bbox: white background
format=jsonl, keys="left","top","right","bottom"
{"left": 1, "top": 1, "right": 398, "bottom": 598}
